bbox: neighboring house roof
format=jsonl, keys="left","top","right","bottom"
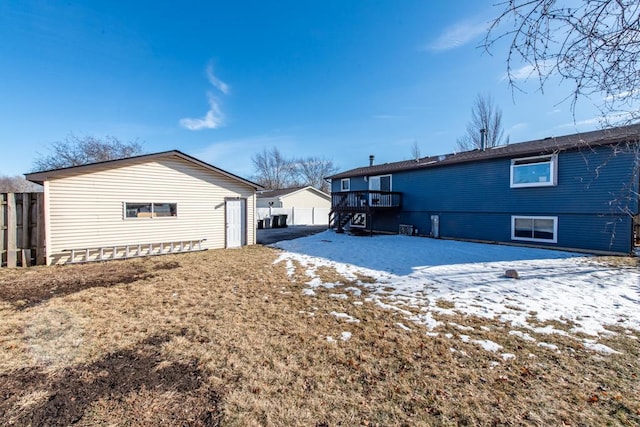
{"left": 328, "top": 123, "right": 640, "bottom": 180}
{"left": 25, "top": 150, "right": 263, "bottom": 190}
{"left": 257, "top": 185, "right": 330, "bottom": 200}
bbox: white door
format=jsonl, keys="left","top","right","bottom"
{"left": 226, "top": 199, "right": 245, "bottom": 248}
{"left": 369, "top": 175, "right": 391, "bottom": 206}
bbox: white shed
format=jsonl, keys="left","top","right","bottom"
{"left": 257, "top": 186, "right": 330, "bottom": 209}
{"left": 26, "top": 150, "right": 262, "bottom": 265}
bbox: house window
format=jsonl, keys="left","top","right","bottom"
{"left": 341, "top": 178, "right": 350, "bottom": 191}
{"left": 510, "top": 154, "right": 557, "bottom": 188}
{"left": 125, "top": 202, "right": 177, "bottom": 218}
{"left": 511, "top": 216, "right": 558, "bottom": 243}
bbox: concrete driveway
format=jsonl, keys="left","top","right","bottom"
{"left": 256, "top": 225, "right": 328, "bottom": 245}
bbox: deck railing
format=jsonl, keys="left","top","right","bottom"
{"left": 331, "top": 190, "right": 402, "bottom": 212}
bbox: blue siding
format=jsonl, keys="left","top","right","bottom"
{"left": 331, "top": 176, "right": 368, "bottom": 193}
{"left": 337, "top": 145, "right": 639, "bottom": 254}
{"left": 394, "top": 147, "right": 638, "bottom": 215}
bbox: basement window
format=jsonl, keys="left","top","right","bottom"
{"left": 510, "top": 154, "right": 557, "bottom": 188}
{"left": 125, "top": 202, "right": 177, "bottom": 218}
{"left": 511, "top": 216, "right": 557, "bottom": 243}
{"left": 341, "top": 178, "right": 351, "bottom": 191}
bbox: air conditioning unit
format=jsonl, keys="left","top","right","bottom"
{"left": 399, "top": 224, "right": 414, "bottom": 236}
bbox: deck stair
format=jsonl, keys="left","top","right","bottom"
{"left": 329, "top": 190, "right": 402, "bottom": 232}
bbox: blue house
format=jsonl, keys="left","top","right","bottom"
{"left": 328, "top": 124, "right": 640, "bottom": 255}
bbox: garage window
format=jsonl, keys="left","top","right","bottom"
{"left": 125, "top": 202, "right": 177, "bottom": 218}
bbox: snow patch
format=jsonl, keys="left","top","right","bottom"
{"left": 509, "top": 330, "right": 536, "bottom": 342}
{"left": 396, "top": 323, "right": 412, "bottom": 332}
{"left": 274, "top": 231, "right": 640, "bottom": 356}
{"left": 583, "top": 340, "right": 621, "bottom": 354}
{"left": 537, "top": 342, "right": 559, "bottom": 351}
{"left": 330, "top": 311, "right": 360, "bottom": 323}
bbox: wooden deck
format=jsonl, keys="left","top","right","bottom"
{"left": 330, "top": 190, "right": 402, "bottom": 213}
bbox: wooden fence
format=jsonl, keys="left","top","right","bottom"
{"left": 1, "top": 192, "right": 45, "bottom": 267}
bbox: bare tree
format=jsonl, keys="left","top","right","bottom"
{"left": 410, "top": 140, "right": 421, "bottom": 160}
{"left": 252, "top": 148, "right": 337, "bottom": 192}
{"left": 252, "top": 147, "right": 297, "bottom": 190}
{"left": 456, "top": 93, "right": 508, "bottom": 151}
{"left": 486, "top": 0, "right": 640, "bottom": 125}
{"left": 293, "top": 156, "right": 337, "bottom": 193}
{"left": 32, "top": 135, "right": 144, "bottom": 171}
{"left": 0, "top": 175, "right": 42, "bottom": 192}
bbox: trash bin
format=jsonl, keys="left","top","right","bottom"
{"left": 264, "top": 217, "right": 271, "bottom": 228}
{"left": 271, "top": 215, "right": 281, "bottom": 228}
{"left": 257, "top": 219, "right": 264, "bottom": 229}
{"left": 278, "top": 214, "right": 288, "bottom": 228}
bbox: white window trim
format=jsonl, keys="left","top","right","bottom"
{"left": 511, "top": 215, "right": 558, "bottom": 243}
{"left": 510, "top": 154, "right": 558, "bottom": 188}
{"left": 340, "top": 178, "right": 350, "bottom": 191}
{"left": 123, "top": 202, "right": 178, "bottom": 219}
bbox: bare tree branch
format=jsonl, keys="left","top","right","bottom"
{"left": 251, "top": 147, "right": 297, "bottom": 190}
{"left": 32, "top": 135, "right": 144, "bottom": 171}
{"left": 0, "top": 175, "right": 42, "bottom": 192}
{"left": 252, "top": 147, "right": 337, "bottom": 192}
{"left": 456, "top": 93, "right": 508, "bottom": 151}
{"left": 485, "top": 0, "right": 640, "bottom": 125}
{"left": 293, "top": 156, "right": 337, "bottom": 193}
{"left": 410, "top": 140, "right": 421, "bottom": 160}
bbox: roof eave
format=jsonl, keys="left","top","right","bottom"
{"left": 24, "top": 150, "right": 264, "bottom": 190}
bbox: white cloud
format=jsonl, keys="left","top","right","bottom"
{"left": 554, "top": 111, "right": 635, "bottom": 130}
{"left": 426, "top": 20, "right": 488, "bottom": 52}
{"left": 505, "top": 61, "right": 554, "bottom": 81}
{"left": 179, "top": 93, "right": 224, "bottom": 130}
{"left": 507, "top": 122, "right": 528, "bottom": 133}
{"left": 206, "top": 64, "right": 230, "bottom": 95}
{"left": 180, "top": 65, "right": 230, "bottom": 131}
{"left": 603, "top": 89, "right": 640, "bottom": 102}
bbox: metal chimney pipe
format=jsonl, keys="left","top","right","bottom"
{"left": 480, "top": 128, "right": 487, "bottom": 151}
{"left": 369, "top": 155, "right": 375, "bottom": 166}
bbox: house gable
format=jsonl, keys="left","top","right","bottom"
{"left": 26, "top": 150, "right": 262, "bottom": 191}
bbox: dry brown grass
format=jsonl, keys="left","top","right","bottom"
{"left": 0, "top": 245, "right": 638, "bottom": 426}
{"left": 591, "top": 255, "right": 640, "bottom": 268}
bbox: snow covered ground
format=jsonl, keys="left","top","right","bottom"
{"left": 273, "top": 231, "right": 640, "bottom": 355}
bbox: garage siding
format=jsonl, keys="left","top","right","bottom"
{"left": 281, "top": 189, "right": 330, "bottom": 209}
{"left": 46, "top": 157, "right": 256, "bottom": 264}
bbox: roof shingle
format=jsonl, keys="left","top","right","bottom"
{"left": 328, "top": 124, "right": 640, "bottom": 179}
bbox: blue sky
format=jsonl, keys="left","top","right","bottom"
{"left": 0, "top": 1, "right": 606, "bottom": 178}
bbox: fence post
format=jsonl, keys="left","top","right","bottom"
{"left": 22, "top": 193, "right": 29, "bottom": 260}
{"left": 0, "top": 193, "right": 5, "bottom": 267}
{"left": 6, "top": 193, "right": 17, "bottom": 267}
{"left": 36, "top": 193, "right": 45, "bottom": 265}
